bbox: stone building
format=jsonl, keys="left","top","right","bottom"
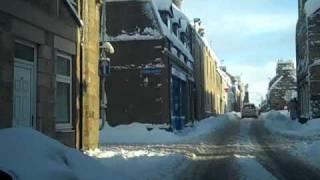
{"left": 296, "top": 0, "right": 320, "bottom": 119}
{"left": 220, "top": 69, "right": 245, "bottom": 112}
{"left": 190, "top": 18, "right": 225, "bottom": 118}
{"left": 0, "top": 0, "right": 102, "bottom": 150}
{"left": 104, "top": 0, "right": 196, "bottom": 130}
{"left": 268, "top": 60, "right": 297, "bottom": 110}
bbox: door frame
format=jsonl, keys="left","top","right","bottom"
{"left": 13, "top": 40, "right": 37, "bottom": 128}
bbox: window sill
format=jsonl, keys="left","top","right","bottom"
{"left": 56, "top": 124, "right": 74, "bottom": 133}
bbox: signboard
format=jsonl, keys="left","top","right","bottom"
{"left": 141, "top": 67, "right": 162, "bottom": 76}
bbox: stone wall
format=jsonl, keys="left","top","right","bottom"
{"left": 0, "top": 0, "right": 79, "bottom": 147}
{"left": 296, "top": 3, "right": 320, "bottom": 119}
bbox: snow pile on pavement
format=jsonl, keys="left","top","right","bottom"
{"left": 305, "top": 0, "right": 320, "bottom": 17}
{"left": 293, "top": 141, "right": 320, "bottom": 168}
{"left": 100, "top": 113, "right": 236, "bottom": 144}
{"left": 0, "top": 128, "right": 116, "bottom": 180}
{"left": 87, "top": 147, "right": 187, "bottom": 180}
{"left": 261, "top": 110, "right": 320, "bottom": 138}
{"left": 262, "top": 110, "right": 320, "bottom": 170}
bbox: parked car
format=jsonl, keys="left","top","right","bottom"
{"left": 241, "top": 104, "right": 258, "bottom": 118}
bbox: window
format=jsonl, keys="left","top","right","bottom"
{"left": 55, "top": 53, "right": 72, "bottom": 129}
{"left": 14, "top": 43, "right": 35, "bottom": 62}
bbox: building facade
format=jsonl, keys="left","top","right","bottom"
{"left": 296, "top": 0, "right": 320, "bottom": 119}
{"left": 104, "top": 0, "right": 195, "bottom": 130}
{"left": 0, "top": 0, "right": 102, "bottom": 150}
{"left": 191, "top": 19, "right": 225, "bottom": 119}
{"left": 0, "top": 0, "right": 80, "bottom": 147}
{"left": 268, "top": 60, "right": 297, "bottom": 110}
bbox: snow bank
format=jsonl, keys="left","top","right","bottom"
{"left": 100, "top": 113, "right": 236, "bottom": 144}
{"left": 261, "top": 110, "right": 320, "bottom": 138}
{"left": 87, "top": 147, "right": 187, "bottom": 180}
{"left": 0, "top": 128, "right": 114, "bottom": 180}
{"left": 262, "top": 111, "right": 320, "bottom": 170}
{"left": 305, "top": 0, "right": 320, "bottom": 17}
{"left": 292, "top": 141, "right": 320, "bottom": 169}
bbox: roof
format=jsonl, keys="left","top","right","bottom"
{"left": 64, "top": 0, "right": 83, "bottom": 26}
{"left": 105, "top": 0, "right": 194, "bottom": 62}
{"left": 269, "top": 75, "right": 283, "bottom": 90}
{"left": 105, "top": 1, "right": 161, "bottom": 40}
{"left": 153, "top": 0, "right": 172, "bottom": 11}
{"left": 305, "top": 0, "right": 320, "bottom": 17}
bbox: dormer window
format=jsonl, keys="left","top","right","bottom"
{"left": 159, "top": 12, "right": 168, "bottom": 25}
{"left": 180, "top": 32, "right": 186, "bottom": 44}
{"left": 172, "top": 23, "right": 179, "bottom": 36}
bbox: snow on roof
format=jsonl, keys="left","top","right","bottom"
{"left": 153, "top": 0, "right": 172, "bottom": 11}
{"left": 201, "top": 37, "right": 221, "bottom": 65}
{"left": 152, "top": 2, "right": 194, "bottom": 62}
{"left": 107, "top": 27, "right": 162, "bottom": 42}
{"left": 217, "top": 68, "right": 232, "bottom": 86}
{"left": 172, "top": 3, "right": 190, "bottom": 23}
{"left": 269, "top": 75, "right": 283, "bottom": 90}
{"left": 277, "top": 59, "right": 294, "bottom": 64}
{"left": 106, "top": 0, "right": 194, "bottom": 62}
{"left": 305, "top": 0, "right": 320, "bottom": 17}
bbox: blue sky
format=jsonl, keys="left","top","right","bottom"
{"left": 182, "top": 0, "right": 298, "bottom": 105}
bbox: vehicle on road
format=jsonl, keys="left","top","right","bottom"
{"left": 241, "top": 103, "right": 258, "bottom": 118}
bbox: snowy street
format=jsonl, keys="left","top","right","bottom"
{"left": 1, "top": 112, "right": 320, "bottom": 180}
{"left": 88, "top": 112, "right": 320, "bottom": 180}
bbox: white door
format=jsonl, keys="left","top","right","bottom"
{"left": 13, "top": 60, "right": 35, "bottom": 128}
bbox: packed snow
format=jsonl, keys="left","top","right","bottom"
{"left": 99, "top": 113, "right": 236, "bottom": 144}
{"left": 305, "top": 0, "right": 320, "bottom": 17}
{"left": 236, "top": 155, "right": 276, "bottom": 180}
{"left": 0, "top": 128, "right": 111, "bottom": 180}
{"left": 87, "top": 147, "right": 187, "bottom": 180}
{"left": 0, "top": 114, "right": 236, "bottom": 180}
{"left": 261, "top": 110, "right": 320, "bottom": 169}
{"left": 262, "top": 110, "right": 320, "bottom": 138}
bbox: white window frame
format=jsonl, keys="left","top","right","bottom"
{"left": 55, "top": 52, "right": 73, "bottom": 130}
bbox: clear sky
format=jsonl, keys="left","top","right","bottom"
{"left": 182, "top": 0, "right": 298, "bottom": 105}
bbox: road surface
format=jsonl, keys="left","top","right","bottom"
{"left": 173, "top": 117, "right": 320, "bottom": 180}
{"left": 103, "top": 117, "right": 320, "bottom": 180}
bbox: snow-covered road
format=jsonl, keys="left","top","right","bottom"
{"left": 89, "top": 113, "right": 320, "bottom": 180}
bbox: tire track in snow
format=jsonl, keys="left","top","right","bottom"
{"left": 250, "top": 118, "right": 320, "bottom": 180}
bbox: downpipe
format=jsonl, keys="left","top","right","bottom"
{"left": 99, "top": 77, "right": 107, "bottom": 130}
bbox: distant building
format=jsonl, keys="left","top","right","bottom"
{"left": 243, "top": 84, "right": 250, "bottom": 104}
{"left": 221, "top": 67, "right": 244, "bottom": 112}
{"left": 191, "top": 18, "right": 229, "bottom": 118}
{"left": 296, "top": 0, "right": 320, "bottom": 119}
{"left": 267, "top": 60, "right": 297, "bottom": 110}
